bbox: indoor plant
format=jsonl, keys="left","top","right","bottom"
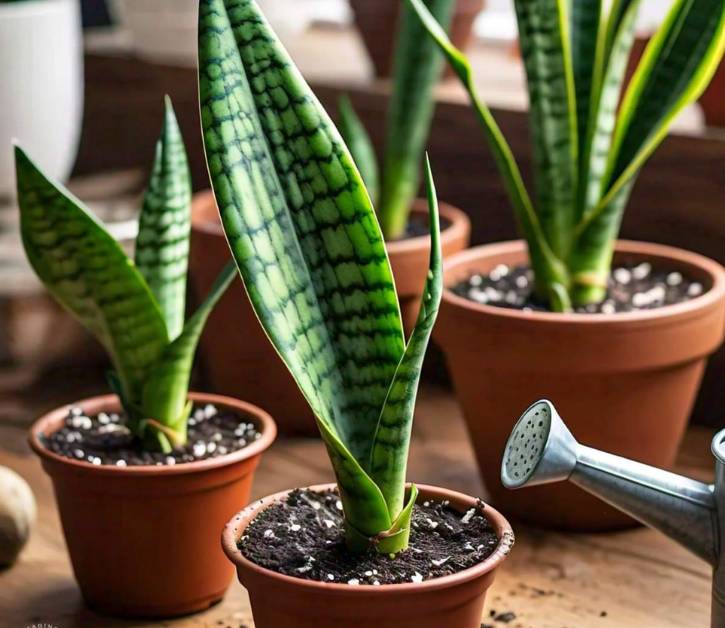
{"left": 410, "top": 0, "right": 725, "bottom": 529}
{"left": 22, "top": 99, "right": 277, "bottom": 617}
{"left": 350, "top": 0, "right": 484, "bottom": 79}
{"left": 199, "top": 1, "right": 513, "bottom": 626}
{"left": 190, "top": 0, "right": 470, "bottom": 433}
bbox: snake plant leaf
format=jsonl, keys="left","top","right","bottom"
{"left": 406, "top": 0, "right": 570, "bottom": 307}
{"left": 141, "top": 261, "right": 237, "bottom": 449}
{"left": 571, "top": 0, "right": 603, "bottom": 178}
{"left": 514, "top": 0, "right": 579, "bottom": 259}
{"left": 15, "top": 146, "right": 168, "bottom": 406}
{"left": 580, "top": 0, "right": 640, "bottom": 215}
{"left": 369, "top": 157, "right": 442, "bottom": 520}
{"left": 377, "top": 0, "right": 455, "bottom": 240}
{"left": 135, "top": 96, "right": 192, "bottom": 341}
{"left": 605, "top": 0, "right": 725, "bottom": 205}
{"left": 338, "top": 95, "right": 380, "bottom": 205}
{"left": 199, "top": 0, "right": 407, "bottom": 538}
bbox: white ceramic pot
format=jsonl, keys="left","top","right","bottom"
{"left": 0, "top": 0, "right": 84, "bottom": 199}
{"left": 113, "top": 0, "right": 311, "bottom": 64}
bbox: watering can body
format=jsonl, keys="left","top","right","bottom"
{"left": 502, "top": 401, "right": 725, "bottom": 627}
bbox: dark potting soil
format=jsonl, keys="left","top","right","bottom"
{"left": 453, "top": 261, "right": 705, "bottom": 314}
{"left": 399, "top": 213, "right": 453, "bottom": 240}
{"left": 41, "top": 404, "right": 261, "bottom": 466}
{"left": 240, "top": 488, "right": 500, "bottom": 585}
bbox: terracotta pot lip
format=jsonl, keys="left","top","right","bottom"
{"left": 385, "top": 200, "right": 471, "bottom": 256}
{"left": 222, "top": 482, "right": 514, "bottom": 594}
{"left": 28, "top": 392, "right": 277, "bottom": 477}
{"left": 442, "top": 239, "right": 725, "bottom": 324}
{"left": 191, "top": 191, "right": 471, "bottom": 252}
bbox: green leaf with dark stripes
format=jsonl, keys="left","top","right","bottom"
{"left": 15, "top": 146, "right": 169, "bottom": 407}
{"left": 377, "top": 0, "right": 455, "bottom": 239}
{"left": 199, "top": 0, "right": 408, "bottom": 548}
{"left": 514, "top": 0, "right": 579, "bottom": 258}
{"left": 135, "top": 96, "right": 192, "bottom": 340}
{"left": 579, "top": 0, "right": 640, "bottom": 215}
{"left": 338, "top": 95, "right": 380, "bottom": 205}
{"left": 407, "top": 0, "right": 571, "bottom": 309}
{"left": 369, "top": 157, "right": 442, "bottom": 521}
{"left": 141, "top": 261, "right": 237, "bottom": 448}
{"left": 571, "top": 0, "right": 603, "bottom": 179}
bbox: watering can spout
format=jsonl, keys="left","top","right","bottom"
{"left": 502, "top": 400, "right": 718, "bottom": 565}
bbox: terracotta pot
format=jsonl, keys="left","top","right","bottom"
{"left": 350, "top": 0, "right": 485, "bottom": 79}
{"left": 435, "top": 240, "right": 725, "bottom": 531}
{"left": 190, "top": 193, "right": 469, "bottom": 433}
{"left": 389, "top": 200, "right": 471, "bottom": 334}
{"left": 222, "top": 483, "right": 514, "bottom": 628}
{"left": 29, "top": 392, "right": 277, "bottom": 618}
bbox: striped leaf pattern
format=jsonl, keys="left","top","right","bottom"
{"left": 571, "top": 0, "right": 603, "bottom": 176}
{"left": 16, "top": 147, "right": 169, "bottom": 407}
{"left": 370, "top": 159, "right": 442, "bottom": 519}
{"left": 199, "top": 0, "right": 424, "bottom": 547}
{"left": 135, "top": 97, "right": 192, "bottom": 340}
{"left": 580, "top": 0, "right": 640, "bottom": 213}
{"left": 377, "top": 0, "right": 455, "bottom": 239}
{"left": 515, "top": 0, "right": 578, "bottom": 258}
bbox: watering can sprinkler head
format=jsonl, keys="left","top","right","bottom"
{"left": 502, "top": 400, "right": 725, "bottom": 627}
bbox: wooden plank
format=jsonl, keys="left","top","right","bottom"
{"left": 0, "top": 387, "right": 713, "bottom": 627}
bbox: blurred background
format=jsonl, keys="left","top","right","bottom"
{"left": 1, "top": 0, "right": 724, "bottom": 432}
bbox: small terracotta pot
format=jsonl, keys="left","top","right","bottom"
{"left": 29, "top": 392, "right": 277, "bottom": 618}
{"left": 435, "top": 240, "right": 725, "bottom": 531}
{"left": 190, "top": 193, "right": 470, "bottom": 433}
{"left": 191, "top": 191, "right": 316, "bottom": 436}
{"left": 388, "top": 200, "right": 471, "bottom": 334}
{"left": 350, "top": 0, "right": 485, "bottom": 79}
{"left": 222, "top": 483, "right": 514, "bottom": 628}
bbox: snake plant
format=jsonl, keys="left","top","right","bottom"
{"left": 199, "top": 0, "right": 442, "bottom": 555}
{"left": 339, "top": 0, "right": 455, "bottom": 240}
{"left": 410, "top": 0, "right": 725, "bottom": 311}
{"left": 15, "top": 98, "right": 236, "bottom": 453}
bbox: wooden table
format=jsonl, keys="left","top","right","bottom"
{"left": 0, "top": 384, "right": 714, "bottom": 628}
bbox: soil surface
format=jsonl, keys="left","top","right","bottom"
{"left": 240, "top": 488, "right": 499, "bottom": 585}
{"left": 41, "top": 404, "right": 261, "bottom": 466}
{"left": 399, "top": 213, "right": 452, "bottom": 240}
{"left": 453, "top": 261, "right": 705, "bottom": 313}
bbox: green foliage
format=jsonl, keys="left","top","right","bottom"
{"left": 199, "top": 0, "right": 442, "bottom": 555}
{"left": 16, "top": 99, "right": 235, "bottom": 452}
{"left": 340, "top": 0, "right": 455, "bottom": 240}
{"left": 409, "top": 0, "right": 725, "bottom": 310}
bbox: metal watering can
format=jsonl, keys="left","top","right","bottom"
{"left": 501, "top": 400, "right": 725, "bottom": 627}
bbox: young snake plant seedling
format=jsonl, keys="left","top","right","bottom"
{"left": 199, "top": 0, "right": 442, "bottom": 555}
{"left": 339, "top": 0, "right": 455, "bottom": 240}
{"left": 409, "top": 0, "right": 725, "bottom": 311}
{"left": 15, "top": 98, "right": 236, "bottom": 453}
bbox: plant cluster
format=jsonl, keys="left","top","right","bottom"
{"left": 16, "top": 98, "right": 236, "bottom": 452}
{"left": 339, "top": 0, "right": 455, "bottom": 240}
{"left": 199, "top": 0, "right": 442, "bottom": 555}
{"left": 409, "top": 0, "right": 725, "bottom": 311}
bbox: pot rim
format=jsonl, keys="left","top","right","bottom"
{"left": 191, "top": 190, "right": 470, "bottom": 253}
{"left": 442, "top": 239, "right": 725, "bottom": 324}
{"left": 222, "top": 482, "right": 515, "bottom": 595}
{"left": 28, "top": 391, "right": 277, "bottom": 477}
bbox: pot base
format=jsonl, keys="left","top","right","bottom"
{"left": 84, "top": 591, "right": 224, "bottom": 620}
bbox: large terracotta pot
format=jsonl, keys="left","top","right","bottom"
{"left": 435, "top": 240, "right": 725, "bottom": 531}
{"left": 190, "top": 192, "right": 469, "bottom": 433}
{"left": 388, "top": 200, "right": 471, "bottom": 334}
{"left": 350, "top": 0, "right": 485, "bottom": 79}
{"left": 29, "top": 392, "right": 277, "bottom": 618}
{"left": 222, "top": 483, "right": 514, "bottom": 628}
